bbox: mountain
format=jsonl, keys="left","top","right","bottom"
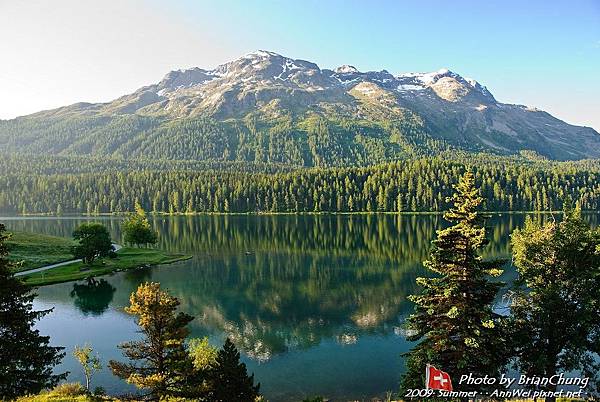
{"left": 1, "top": 50, "right": 599, "bottom": 164}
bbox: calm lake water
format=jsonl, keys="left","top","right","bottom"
{"left": 3, "top": 214, "right": 598, "bottom": 401}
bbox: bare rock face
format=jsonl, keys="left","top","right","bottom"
{"left": 1, "top": 50, "right": 599, "bottom": 162}
{"left": 430, "top": 77, "right": 470, "bottom": 102}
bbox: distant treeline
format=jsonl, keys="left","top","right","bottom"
{"left": 2, "top": 155, "right": 600, "bottom": 214}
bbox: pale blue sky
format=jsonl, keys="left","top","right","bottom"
{"left": 1, "top": 0, "right": 599, "bottom": 129}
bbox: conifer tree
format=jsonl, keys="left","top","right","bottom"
{"left": 206, "top": 338, "right": 260, "bottom": 402}
{"left": 0, "top": 224, "right": 66, "bottom": 398}
{"left": 400, "top": 171, "right": 508, "bottom": 392}
{"left": 122, "top": 201, "right": 158, "bottom": 247}
{"left": 109, "top": 282, "right": 200, "bottom": 399}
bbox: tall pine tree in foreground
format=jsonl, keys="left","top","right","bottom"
{"left": 206, "top": 338, "right": 260, "bottom": 402}
{"left": 400, "top": 171, "right": 508, "bottom": 393}
{"left": 0, "top": 224, "right": 66, "bottom": 398}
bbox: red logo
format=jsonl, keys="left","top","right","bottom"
{"left": 426, "top": 364, "right": 453, "bottom": 391}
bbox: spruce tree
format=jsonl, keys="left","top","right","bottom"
{"left": 400, "top": 171, "right": 508, "bottom": 392}
{"left": 0, "top": 224, "right": 66, "bottom": 398}
{"left": 206, "top": 338, "right": 260, "bottom": 402}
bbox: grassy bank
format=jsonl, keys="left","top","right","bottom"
{"left": 20, "top": 247, "right": 192, "bottom": 286}
{"left": 6, "top": 231, "right": 75, "bottom": 272}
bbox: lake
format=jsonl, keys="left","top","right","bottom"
{"left": 4, "top": 213, "right": 597, "bottom": 401}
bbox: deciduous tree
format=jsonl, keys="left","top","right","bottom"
{"left": 189, "top": 337, "right": 218, "bottom": 370}
{"left": 188, "top": 337, "right": 219, "bottom": 395}
{"left": 72, "top": 222, "right": 113, "bottom": 264}
{"left": 73, "top": 343, "right": 102, "bottom": 392}
{"left": 510, "top": 204, "right": 600, "bottom": 400}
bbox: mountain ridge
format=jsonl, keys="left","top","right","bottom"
{"left": 1, "top": 50, "right": 599, "bottom": 163}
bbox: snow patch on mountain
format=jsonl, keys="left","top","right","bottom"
{"left": 397, "top": 84, "right": 425, "bottom": 91}
{"left": 243, "top": 50, "right": 281, "bottom": 59}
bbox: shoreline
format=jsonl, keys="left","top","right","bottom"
{"left": 1, "top": 210, "right": 586, "bottom": 219}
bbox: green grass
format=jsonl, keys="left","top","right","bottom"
{"left": 6, "top": 231, "right": 76, "bottom": 272}
{"left": 15, "top": 382, "right": 110, "bottom": 402}
{"left": 21, "top": 247, "right": 192, "bottom": 286}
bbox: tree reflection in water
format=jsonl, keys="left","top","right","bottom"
{"left": 70, "top": 278, "right": 116, "bottom": 315}
{"left": 21, "top": 214, "right": 597, "bottom": 362}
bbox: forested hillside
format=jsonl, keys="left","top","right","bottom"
{"left": 2, "top": 155, "right": 599, "bottom": 214}
{"left": 0, "top": 114, "right": 440, "bottom": 166}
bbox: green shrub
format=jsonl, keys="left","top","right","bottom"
{"left": 48, "top": 382, "right": 86, "bottom": 397}
{"left": 92, "top": 386, "right": 106, "bottom": 396}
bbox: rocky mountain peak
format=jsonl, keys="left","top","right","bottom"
{"left": 12, "top": 50, "right": 598, "bottom": 161}
{"left": 153, "top": 53, "right": 497, "bottom": 104}
{"left": 205, "top": 51, "right": 321, "bottom": 84}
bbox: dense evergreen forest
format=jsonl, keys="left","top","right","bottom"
{"left": 0, "top": 153, "right": 294, "bottom": 175}
{"left": 2, "top": 154, "right": 600, "bottom": 214}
